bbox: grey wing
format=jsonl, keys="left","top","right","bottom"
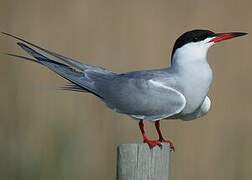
{"left": 92, "top": 75, "right": 186, "bottom": 121}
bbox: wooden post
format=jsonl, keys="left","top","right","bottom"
{"left": 116, "top": 144, "right": 170, "bottom": 180}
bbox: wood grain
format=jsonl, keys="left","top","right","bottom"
{"left": 116, "top": 144, "right": 170, "bottom": 180}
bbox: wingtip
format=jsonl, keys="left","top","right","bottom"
{"left": 17, "top": 42, "right": 24, "bottom": 46}
{"left": 2, "top": 52, "right": 38, "bottom": 62}
{"left": 0, "top": 51, "right": 16, "bottom": 57}
{"left": 1, "top": 32, "right": 12, "bottom": 37}
{"left": 1, "top": 32, "right": 27, "bottom": 43}
{"left": 16, "top": 42, "right": 29, "bottom": 51}
{"left": 1, "top": 52, "right": 12, "bottom": 56}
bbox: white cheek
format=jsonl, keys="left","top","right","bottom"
{"left": 180, "top": 44, "right": 207, "bottom": 59}
{"left": 175, "top": 39, "right": 214, "bottom": 60}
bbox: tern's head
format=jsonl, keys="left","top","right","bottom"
{"left": 171, "top": 29, "right": 247, "bottom": 63}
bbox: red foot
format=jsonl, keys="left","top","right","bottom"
{"left": 143, "top": 138, "right": 162, "bottom": 148}
{"left": 159, "top": 138, "right": 175, "bottom": 152}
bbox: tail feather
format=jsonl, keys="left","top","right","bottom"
{"left": 4, "top": 53, "right": 89, "bottom": 93}
{"left": 17, "top": 42, "right": 102, "bottom": 97}
{"left": 5, "top": 42, "right": 102, "bottom": 98}
{"left": 16, "top": 42, "right": 70, "bottom": 67}
{"left": 1, "top": 32, "right": 114, "bottom": 99}
{"left": 2, "top": 32, "right": 84, "bottom": 70}
{"left": 4, "top": 53, "right": 37, "bottom": 63}
{"left": 2, "top": 32, "right": 113, "bottom": 73}
{"left": 60, "top": 83, "right": 88, "bottom": 93}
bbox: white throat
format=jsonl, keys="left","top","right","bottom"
{"left": 171, "top": 37, "right": 214, "bottom": 67}
{"left": 169, "top": 37, "right": 214, "bottom": 114}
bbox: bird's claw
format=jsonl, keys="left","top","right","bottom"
{"left": 143, "top": 139, "right": 162, "bottom": 148}
{"left": 159, "top": 138, "right": 175, "bottom": 152}
{"left": 143, "top": 138, "right": 175, "bottom": 151}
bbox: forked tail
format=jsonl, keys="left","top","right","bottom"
{"left": 2, "top": 32, "right": 114, "bottom": 98}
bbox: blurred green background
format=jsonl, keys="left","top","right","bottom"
{"left": 0, "top": 0, "right": 251, "bottom": 179}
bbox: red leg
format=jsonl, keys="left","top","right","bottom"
{"left": 155, "top": 121, "right": 175, "bottom": 152}
{"left": 139, "top": 120, "right": 161, "bottom": 148}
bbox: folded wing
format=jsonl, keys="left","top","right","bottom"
{"left": 92, "top": 75, "right": 186, "bottom": 121}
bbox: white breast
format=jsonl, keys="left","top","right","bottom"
{"left": 171, "top": 40, "right": 213, "bottom": 115}
{"left": 179, "top": 62, "right": 212, "bottom": 114}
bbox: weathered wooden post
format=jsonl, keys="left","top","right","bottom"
{"left": 116, "top": 144, "right": 170, "bottom": 180}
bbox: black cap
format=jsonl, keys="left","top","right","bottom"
{"left": 171, "top": 29, "right": 215, "bottom": 57}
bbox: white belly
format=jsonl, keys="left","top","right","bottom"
{"left": 177, "top": 62, "right": 213, "bottom": 115}
{"left": 179, "top": 96, "right": 211, "bottom": 120}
